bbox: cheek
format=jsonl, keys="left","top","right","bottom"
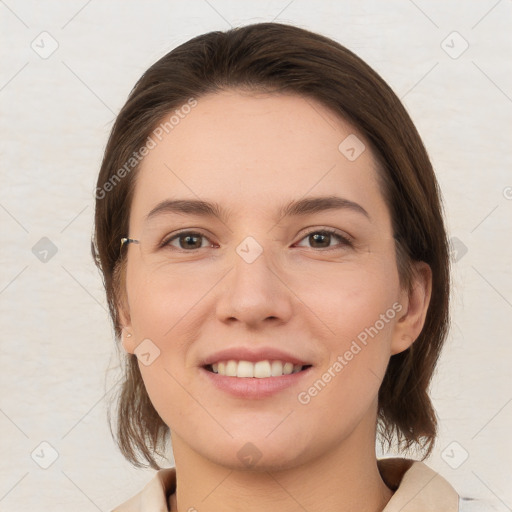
{"left": 293, "top": 257, "right": 401, "bottom": 412}
{"left": 125, "top": 259, "right": 211, "bottom": 337}
{"left": 294, "top": 251, "right": 401, "bottom": 342}
{"left": 124, "top": 265, "right": 216, "bottom": 421}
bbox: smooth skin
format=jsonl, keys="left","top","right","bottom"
{"left": 119, "top": 90, "right": 431, "bottom": 512}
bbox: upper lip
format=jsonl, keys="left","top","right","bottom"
{"left": 200, "top": 346, "right": 312, "bottom": 367}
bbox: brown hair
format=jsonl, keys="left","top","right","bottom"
{"left": 92, "top": 22, "right": 450, "bottom": 469}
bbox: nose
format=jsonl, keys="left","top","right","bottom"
{"left": 214, "top": 242, "right": 294, "bottom": 329}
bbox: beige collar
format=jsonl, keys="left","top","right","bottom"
{"left": 378, "top": 458, "right": 459, "bottom": 511}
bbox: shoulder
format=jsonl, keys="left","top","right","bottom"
{"left": 111, "top": 468, "right": 176, "bottom": 512}
{"left": 380, "top": 458, "right": 459, "bottom": 511}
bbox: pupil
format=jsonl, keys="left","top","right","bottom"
{"left": 311, "top": 233, "right": 329, "bottom": 248}
{"left": 182, "top": 234, "right": 201, "bottom": 249}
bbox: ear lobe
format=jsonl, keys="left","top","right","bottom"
{"left": 121, "top": 328, "right": 136, "bottom": 354}
{"left": 391, "top": 262, "right": 432, "bottom": 355}
{"left": 120, "top": 313, "right": 136, "bottom": 355}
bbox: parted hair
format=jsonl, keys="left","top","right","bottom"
{"left": 92, "top": 22, "right": 450, "bottom": 469}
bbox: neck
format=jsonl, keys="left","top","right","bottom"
{"left": 169, "top": 414, "right": 393, "bottom": 512}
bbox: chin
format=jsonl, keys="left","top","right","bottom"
{"left": 206, "top": 443, "right": 310, "bottom": 473}
{"left": 190, "top": 426, "right": 315, "bottom": 472}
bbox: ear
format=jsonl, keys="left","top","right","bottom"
{"left": 114, "top": 260, "right": 136, "bottom": 355}
{"left": 391, "top": 261, "right": 432, "bottom": 355}
{"left": 119, "top": 304, "right": 136, "bottom": 354}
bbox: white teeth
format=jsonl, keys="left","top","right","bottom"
{"left": 210, "top": 359, "right": 305, "bottom": 378}
{"left": 237, "top": 360, "right": 254, "bottom": 377}
{"left": 283, "top": 362, "right": 294, "bottom": 375}
{"left": 254, "top": 361, "right": 271, "bottom": 378}
{"left": 271, "top": 360, "right": 283, "bottom": 376}
{"left": 226, "top": 360, "right": 237, "bottom": 377}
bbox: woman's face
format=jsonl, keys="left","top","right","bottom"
{"left": 121, "top": 90, "right": 426, "bottom": 470}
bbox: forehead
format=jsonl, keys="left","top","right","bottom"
{"left": 130, "top": 90, "right": 385, "bottom": 224}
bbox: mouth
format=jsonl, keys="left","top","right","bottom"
{"left": 201, "top": 359, "right": 314, "bottom": 399}
{"left": 203, "top": 360, "right": 313, "bottom": 378}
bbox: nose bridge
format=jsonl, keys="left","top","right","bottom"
{"left": 215, "top": 233, "right": 292, "bottom": 325}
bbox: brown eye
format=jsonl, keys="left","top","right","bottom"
{"left": 295, "top": 229, "right": 353, "bottom": 250}
{"left": 164, "top": 231, "right": 212, "bottom": 250}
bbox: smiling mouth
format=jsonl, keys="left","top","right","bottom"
{"left": 203, "top": 360, "right": 313, "bottom": 378}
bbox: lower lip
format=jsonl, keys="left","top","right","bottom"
{"left": 200, "top": 366, "right": 313, "bottom": 399}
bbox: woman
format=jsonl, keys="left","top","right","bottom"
{"left": 93, "top": 22, "right": 463, "bottom": 511}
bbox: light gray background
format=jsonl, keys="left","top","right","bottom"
{"left": 1, "top": 1, "right": 511, "bottom": 510}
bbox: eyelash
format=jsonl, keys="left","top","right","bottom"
{"left": 161, "top": 228, "right": 353, "bottom": 252}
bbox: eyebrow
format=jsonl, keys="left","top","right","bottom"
{"left": 145, "top": 195, "right": 370, "bottom": 224}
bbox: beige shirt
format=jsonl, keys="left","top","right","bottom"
{"left": 112, "top": 457, "right": 460, "bottom": 512}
